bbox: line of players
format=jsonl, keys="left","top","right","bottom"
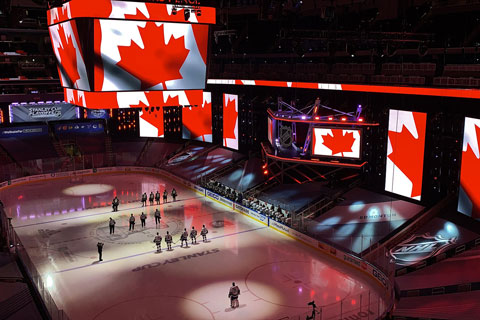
{"left": 153, "top": 225, "right": 208, "bottom": 252}
{"left": 110, "top": 188, "right": 178, "bottom": 213}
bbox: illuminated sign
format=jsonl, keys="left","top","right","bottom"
{"left": 390, "top": 234, "right": 456, "bottom": 266}
{"left": 385, "top": 110, "right": 426, "bottom": 200}
{"left": 223, "top": 94, "right": 239, "bottom": 150}
{"left": 312, "top": 128, "right": 361, "bottom": 159}
{"left": 458, "top": 117, "right": 480, "bottom": 220}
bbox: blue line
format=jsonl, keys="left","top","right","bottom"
{"left": 15, "top": 197, "right": 202, "bottom": 229}
{"left": 53, "top": 226, "right": 267, "bottom": 275}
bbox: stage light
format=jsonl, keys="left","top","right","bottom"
{"left": 262, "top": 164, "right": 267, "bottom": 169}
{"left": 263, "top": 170, "right": 269, "bottom": 175}
{"left": 172, "top": 7, "right": 177, "bottom": 15}
{"left": 314, "top": 116, "right": 320, "bottom": 120}
{"left": 341, "top": 117, "right": 347, "bottom": 121}
{"left": 301, "top": 116, "right": 306, "bottom": 120}
{"left": 358, "top": 117, "right": 364, "bottom": 122}
{"left": 184, "top": 9, "right": 190, "bottom": 21}
{"left": 328, "top": 116, "right": 333, "bottom": 121}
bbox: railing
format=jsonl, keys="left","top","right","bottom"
{"left": 278, "top": 290, "right": 389, "bottom": 320}
{"left": 0, "top": 156, "right": 395, "bottom": 320}
{"left": 1, "top": 207, "right": 69, "bottom": 320}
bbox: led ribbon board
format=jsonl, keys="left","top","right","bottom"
{"left": 385, "top": 110, "right": 427, "bottom": 201}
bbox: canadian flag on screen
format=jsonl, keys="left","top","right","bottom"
{"left": 94, "top": 19, "right": 208, "bottom": 92}
{"left": 385, "top": 110, "right": 427, "bottom": 201}
{"left": 49, "top": 21, "right": 90, "bottom": 91}
{"left": 139, "top": 91, "right": 205, "bottom": 138}
{"left": 182, "top": 92, "right": 212, "bottom": 142}
{"left": 223, "top": 94, "right": 239, "bottom": 150}
{"left": 312, "top": 128, "right": 361, "bottom": 158}
{"left": 458, "top": 117, "right": 480, "bottom": 219}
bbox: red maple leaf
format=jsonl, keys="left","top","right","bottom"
{"left": 139, "top": 95, "right": 180, "bottom": 137}
{"left": 223, "top": 96, "right": 238, "bottom": 144}
{"left": 183, "top": 100, "right": 212, "bottom": 141}
{"left": 117, "top": 23, "right": 189, "bottom": 90}
{"left": 387, "top": 112, "right": 426, "bottom": 198}
{"left": 57, "top": 24, "right": 80, "bottom": 87}
{"left": 460, "top": 124, "right": 480, "bottom": 219}
{"left": 322, "top": 129, "right": 356, "bottom": 156}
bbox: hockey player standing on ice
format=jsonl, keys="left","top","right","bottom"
{"left": 97, "top": 242, "right": 104, "bottom": 261}
{"left": 201, "top": 225, "right": 208, "bottom": 242}
{"left": 140, "top": 212, "right": 147, "bottom": 228}
{"left": 149, "top": 192, "right": 154, "bottom": 206}
{"left": 112, "top": 196, "right": 119, "bottom": 212}
{"left": 180, "top": 228, "right": 189, "bottom": 247}
{"left": 171, "top": 188, "right": 177, "bottom": 202}
{"left": 109, "top": 217, "right": 116, "bottom": 234}
{"left": 153, "top": 232, "right": 162, "bottom": 252}
{"left": 154, "top": 208, "right": 161, "bottom": 226}
{"left": 190, "top": 226, "right": 197, "bottom": 244}
{"left": 228, "top": 282, "right": 240, "bottom": 308}
{"left": 129, "top": 214, "right": 135, "bottom": 231}
{"left": 155, "top": 190, "right": 160, "bottom": 205}
{"left": 165, "top": 231, "right": 173, "bottom": 251}
{"left": 163, "top": 190, "right": 168, "bottom": 203}
{"left": 141, "top": 192, "right": 147, "bottom": 207}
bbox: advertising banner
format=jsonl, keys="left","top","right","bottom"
{"left": 9, "top": 103, "right": 79, "bottom": 123}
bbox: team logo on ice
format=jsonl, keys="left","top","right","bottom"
{"left": 390, "top": 233, "right": 457, "bottom": 266}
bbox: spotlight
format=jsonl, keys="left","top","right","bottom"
{"left": 358, "top": 117, "right": 364, "bottom": 122}
{"left": 341, "top": 117, "right": 347, "bottom": 121}
{"left": 172, "top": 7, "right": 177, "bottom": 15}
{"left": 262, "top": 164, "right": 267, "bottom": 169}
{"left": 314, "top": 116, "right": 320, "bottom": 120}
{"left": 263, "top": 170, "right": 269, "bottom": 175}
{"left": 328, "top": 116, "right": 333, "bottom": 121}
{"left": 184, "top": 8, "right": 190, "bottom": 21}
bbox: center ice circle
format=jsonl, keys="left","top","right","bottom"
{"left": 245, "top": 260, "right": 357, "bottom": 308}
{"left": 62, "top": 184, "right": 114, "bottom": 196}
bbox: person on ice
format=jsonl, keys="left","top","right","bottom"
{"left": 149, "top": 192, "right": 154, "bottom": 206}
{"left": 112, "top": 196, "right": 119, "bottom": 212}
{"left": 171, "top": 188, "right": 177, "bottom": 202}
{"left": 155, "top": 190, "right": 160, "bottom": 205}
{"left": 190, "top": 226, "right": 197, "bottom": 244}
{"left": 153, "top": 232, "right": 162, "bottom": 253}
{"left": 165, "top": 231, "right": 173, "bottom": 251}
{"left": 180, "top": 228, "right": 189, "bottom": 247}
{"left": 154, "top": 208, "right": 161, "bottom": 226}
{"left": 109, "top": 217, "right": 116, "bottom": 234}
{"left": 201, "top": 225, "right": 208, "bottom": 242}
{"left": 129, "top": 214, "right": 135, "bottom": 231}
{"left": 141, "top": 192, "right": 147, "bottom": 207}
{"left": 163, "top": 190, "right": 168, "bottom": 203}
{"left": 140, "top": 212, "right": 147, "bottom": 228}
{"left": 97, "top": 242, "right": 104, "bottom": 261}
{"left": 228, "top": 282, "right": 240, "bottom": 308}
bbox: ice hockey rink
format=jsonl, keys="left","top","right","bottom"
{"left": 1, "top": 172, "right": 388, "bottom": 320}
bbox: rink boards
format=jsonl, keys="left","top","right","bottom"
{"left": 1, "top": 165, "right": 393, "bottom": 310}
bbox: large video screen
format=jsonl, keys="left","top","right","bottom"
{"left": 49, "top": 21, "right": 90, "bottom": 90}
{"left": 94, "top": 19, "right": 208, "bottom": 91}
{"left": 385, "top": 110, "right": 427, "bottom": 201}
{"left": 182, "top": 92, "right": 212, "bottom": 142}
{"left": 312, "top": 128, "right": 361, "bottom": 159}
{"left": 458, "top": 117, "right": 480, "bottom": 220}
{"left": 223, "top": 94, "right": 239, "bottom": 150}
